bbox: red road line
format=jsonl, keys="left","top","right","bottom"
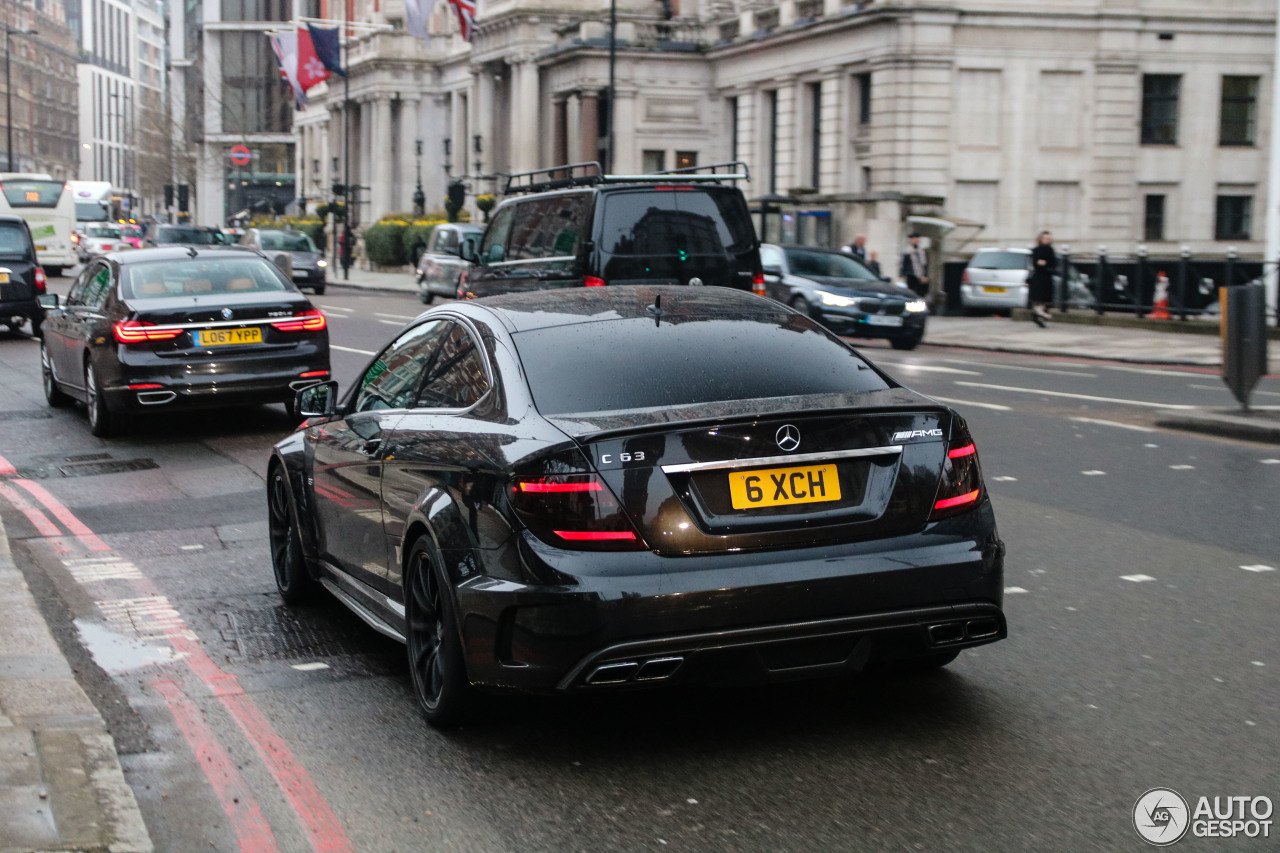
{"left": 0, "top": 481, "right": 64, "bottom": 538}
{"left": 151, "top": 680, "right": 281, "bottom": 853}
{"left": 13, "top": 479, "right": 111, "bottom": 551}
{"left": 0, "top": 452, "right": 16, "bottom": 476}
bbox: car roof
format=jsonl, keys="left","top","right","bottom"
{"left": 459, "top": 285, "right": 781, "bottom": 333}
{"left": 0, "top": 214, "right": 25, "bottom": 225}
{"left": 105, "top": 246, "right": 263, "bottom": 264}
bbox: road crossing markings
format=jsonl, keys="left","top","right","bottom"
{"left": 953, "top": 381, "right": 1199, "bottom": 410}
{"left": 1121, "top": 574, "right": 1156, "bottom": 583}
{"left": 330, "top": 343, "right": 377, "bottom": 355}
{"left": 1240, "top": 565, "right": 1276, "bottom": 573}
{"left": 1081, "top": 470, "right": 1107, "bottom": 476}
{"left": 928, "top": 396, "right": 1012, "bottom": 412}
{"left": 1168, "top": 464, "right": 1196, "bottom": 470}
{"left": 1070, "top": 417, "right": 1157, "bottom": 433}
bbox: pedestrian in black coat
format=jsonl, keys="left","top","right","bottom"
{"left": 900, "top": 234, "right": 929, "bottom": 297}
{"left": 1028, "top": 231, "right": 1056, "bottom": 327}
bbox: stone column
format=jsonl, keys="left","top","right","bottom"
{"left": 552, "top": 94, "right": 568, "bottom": 169}
{"left": 473, "top": 66, "right": 494, "bottom": 175}
{"left": 402, "top": 96, "right": 422, "bottom": 213}
{"left": 371, "top": 95, "right": 394, "bottom": 217}
{"left": 509, "top": 58, "right": 540, "bottom": 174}
{"left": 613, "top": 87, "right": 637, "bottom": 174}
{"left": 579, "top": 90, "right": 599, "bottom": 164}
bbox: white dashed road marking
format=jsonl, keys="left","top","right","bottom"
{"left": 1004, "top": 587, "right": 1029, "bottom": 594}
{"left": 331, "top": 344, "right": 377, "bottom": 355}
{"left": 953, "top": 382, "right": 1199, "bottom": 410}
{"left": 1168, "top": 464, "right": 1196, "bottom": 470}
{"left": 1082, "top": 470, "right": 1107, "bottom": 476}
{"left": 1261, "top": 459, "right": 1280, "bottom": 465}
{"left": 1240, "top": 565, "right": 1276, "bottom": 573}
{"left": 1121, "top": 574, "right": 1156, "bottom": 583}
{"left": 1069, "top": 417, "right": 1156, "bottom": 433}
{"left": 928, "top": 396, "right": 1012, "bottom": 412}
{"left": 891, "top": 364, "right": 982, "bottom": 375}
{"left": 292, "top": 662, "right": 331, "bottom": 672}
{"left": 992, "top": 476, "right": 1018, "bottom": 482}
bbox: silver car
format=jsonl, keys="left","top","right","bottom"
{"left": 75, "top": 225, "right": 128, "bottom": 263}
{"left": 960, "top": 247, "right": 1094, "bottom": 312}
{"left": 416, "top": 223, "right": 483, "bottom": 303}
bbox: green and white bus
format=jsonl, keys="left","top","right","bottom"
{"left": 0, "top": 173, "right": 76, "bottom": 276}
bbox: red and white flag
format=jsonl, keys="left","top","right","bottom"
{"left": 295, "top": 26, "right": 332, "bottom": 90}
{"left": 269, "top": 31, "right": 307, "bottom": 109}
{"left": 445, "top": 0, "right": 478, "bottom": 42}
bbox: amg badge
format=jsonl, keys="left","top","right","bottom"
{"left": 892, "top": 428, "right": 944, "bottom": 442}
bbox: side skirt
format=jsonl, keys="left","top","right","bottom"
{"left": 317, "top": 562, "right": 407, "bottom": 643}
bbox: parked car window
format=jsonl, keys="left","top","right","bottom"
{"left": 512, "top": 312, "right": 890, "bottom": 415}
{"left": 479, "top": 206, "right": 515, "bottom": 263}
{"left": 0, "top": 222, "right": 31, "bottom": 255}
{"left": 784, "top": 248, "right": 879, "bottom": 280}
{"left": 599, "top": 189, "right": 754, "bottom": 258}
{"left": 969, "top": 251, "right": 1029, "bottom": 270}
{"left": 433, "top": 229, "right": 458, "bottom": 254}
{"left": 416, "top": 323, "right": 490, "bottom": 409}
{"left": 353, "top": 321, "right": 450, "bottom": 413}
{"left": 507, "top": 195, "right": 586, "bottom": 261}
{"left": 121, "top": 258, "right": 291, "bottom": 299}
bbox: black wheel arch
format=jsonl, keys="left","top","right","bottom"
{"left": 269, "top": 442, "right": 322, "bottom": 570}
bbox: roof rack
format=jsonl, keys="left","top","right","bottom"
{"left": 503, "top": 160, "right": 752, "bottom": 195}
{"left": 504, "top": 162, "right": 603, "bottom": 195}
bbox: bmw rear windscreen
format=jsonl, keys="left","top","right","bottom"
{"left": 511, "top": 314, "right": 890, "bottom": 415}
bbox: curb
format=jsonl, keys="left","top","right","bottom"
{"left": 0, "top": 516, "right": 152, "bottom": 853}
{"left": 1155, "top": 411, "right": 1280, "bottom": 445}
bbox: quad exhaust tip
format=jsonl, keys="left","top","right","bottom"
{"left": 928, "top": 618, "right": 1002, "bottom": 646}
{"left": 585, "top": 655, "right": 684, "bottom": 686}
{"left": 137, "top": 390, "right": 177, "bottom": 405}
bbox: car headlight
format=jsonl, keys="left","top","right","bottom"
{"left": 317, "top": 259, "right": 327, "bottom": 268}
{"left": 905, "top": 300, "right": 928, "bottom": 313}
{"left": 816, "top": 290, "right": 859, "bottom": 308}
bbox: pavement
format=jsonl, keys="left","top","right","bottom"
{"left": 0, "top": 266, "right": 1275, "bottom": 852}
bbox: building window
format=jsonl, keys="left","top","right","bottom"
{"left": 862, "top": 166, "right": 871, "bottom": 192}
{"left": 856, "top": 72, "right": 871, "bottom": 126}
{"left": 1144, "top": 194, "right": 1166, "bottom": 241}
{"left": 808, "top": 82, "right": 822, "bottom": 189}
{"left": 1141, "top": 75, "right": 1179, "bottom": 145}
{"left": 767, "top": 90, "right": 779, "bottom": 194}
{"left": 1219, "top": 76, "right": 1258, "bottom": 146}
{"left": 642, "top": 150, "right": 665, "bottom": 173}
{"left": 674, "top": 151, "right": 697, "bottom": 170}
{"left": 727, "top": 97, "right": 739, "bottom": 162}
{"left": 1215, "top": 195, "right": 1252, "bottom": 241}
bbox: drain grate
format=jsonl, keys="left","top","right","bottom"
{"left": 223, "top": 605, "right": 381, "bottom": 662}
{"left": 64, "top": 452, "right": 112, "bottom": 463}
{"left": 58, "top": 458, "right": 159, "bottom": 478}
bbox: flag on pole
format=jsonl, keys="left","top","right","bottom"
{"left": 295, "top": 26, "right": 332, "bottom": 89}
{"left": 445, "top": 0, "right": 478, "bottom": 42}
{"left": 269, "top": 31, "right": 307, "bottom": 109}
{"left": 307, "top": 23, "right": 346, "bottom": 76}
{"left": 404, "top": 0, "right": 433, "bottom": 41}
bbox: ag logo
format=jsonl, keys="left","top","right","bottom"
{"left": 1134, "top": 788, "right": 1190, "bottom": 846}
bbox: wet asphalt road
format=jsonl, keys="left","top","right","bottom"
{"left": 0, "top": 277, "right": 1277, "bottom": 852}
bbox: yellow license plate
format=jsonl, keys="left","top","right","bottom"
{"left": 196, "top": 327, "right": 262, "bottom": 347}
{"left": 34, "top": 245, "right": 46, "bottom": 251}
{"left": 0, "top": 272, "right": 8, "bottom": 283}
{"left": 728, "top": 464, "right": 841, "bottom": 510}
{"left": 982, "top": 286, "right": 1006, "bottom": 293}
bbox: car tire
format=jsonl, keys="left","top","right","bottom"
{"left": 890, "top": 330, "right": 923, "bottom": 351}
{"left": 84, "top": 360, "right": 121, "bottom": 437}
{"left": 28, "top": 314, "right": 42, "bottom": 339}
{"left": 41, "top": 342, "right": 70, "bottom": 408}
{"left": 790, "top": 295, "right": 811, "bottom": 317}
{"left": 419, "top": 289, "right": 434, "bottom": 305}
{"left": 43, "top": 266, "right": 62, "bottom": 278}
{"left": 405, "top": 537, "right": 474, "bottom": 727}
{"left": 268, "top": 465, "right": 313, "bottom": 604}
{"left": 312, "top": 283, "right": 326, "bottom": 296}
{"left": 869, "top": 650, "right": 960, "bottom": 675}
{"left": 5, "top": 318, "right": 20, "bottom": 333}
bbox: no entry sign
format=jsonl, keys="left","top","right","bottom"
{"left": 229, "top": 145, "right": 252, "bottom": 166}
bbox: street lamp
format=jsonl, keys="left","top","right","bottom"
{"left": 413, "top": 138, "right": 424, "bottom": 217}
{"left": 4, "top": 25, "right": 39, "bottom": 172}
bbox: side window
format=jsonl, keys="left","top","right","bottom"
{"left": 417, "top": 322, "right": 490, "bottom": 410}
{"left": 352, "top": 321, "right": 449, "bottom": 413}
{"left": 83, "top": 265, "right": 114, "bottom": 308}
{"left": 507, "top": 195, "right": 586, "bottom": 261}
{"left": 65, "top": 265, "right": 93, "bottom": 305}
{"left": 478, "top": 206, "right": 515, "bottom": 264}
{"left": 434, "top": 229, "right": 458, "bottom": 254}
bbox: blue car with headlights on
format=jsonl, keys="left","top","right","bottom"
{"left": 760, "top": 243, "right": 928, "bottom": 350}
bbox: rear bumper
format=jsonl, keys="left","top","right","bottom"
{"left": 961, "top": 284, "right": 1028, "bottom": 309}
{"left": 104, "top": 350, "right": 329, "bottom": 411}
{"left": 455, "top": 500, "right": 1004, "bottom": 692}
{"left": 0, "top": 297, "right": 41, "bottom": 320}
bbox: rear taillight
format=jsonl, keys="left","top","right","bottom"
{"left": 33, "top": 266, "right": 46, "bottom": 293}
{"left": 113, "top": 320, "right": 182, "bottom": 343}
{"left": 752, "top": 272, "right": 765, "bottom": 296}
{"left": 270, "top": 309, "right": 326, "bottom": 332}
{"left": 509, "top": 474, "right": 646, "bottom": 551}
{"left": 299, "top": 370, "right": 329, "bottom": 378}
{"left": 961, "top": 269, "right": 970, "bottom": 284}
{"left": 929, "top": 422, "right": 984, "bottom": 521}
{"left": 71, "top": 233, "right": 80, "bottom": 244}
{"left": 456, "top": 272, "right": 470, "bottom": 300}
{"left": 583, "top": 276, "right": 606, "bottom": 287}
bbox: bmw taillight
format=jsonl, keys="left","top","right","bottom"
{"left": 33, "top": 266, "right": 46, "bottom": 293}
{"left": 509, "top": 474, "right": 646, "bottom": 551}
{"left": 270, "top": 309, "right": 326, "bottom": 332}
{"left": 752, "top": 272, "right": 766, "bottom": 296}
{"left": 583, "top": 276, "right": 606, "bottom": 287}
{"left": 929, "top": 421, "right": 985, "bottom": 521}
{"left": 113, "top": 320, "right": 182, "bottom": 343}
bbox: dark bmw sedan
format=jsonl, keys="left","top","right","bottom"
{"left": 761, "top": 243, "right": 928, "bottom": 350}
{"left": 269, "top": 286, "right": 1004, "bottom": 725}
{"left": 39, "top": 247, "right": 330, "bottom": 436}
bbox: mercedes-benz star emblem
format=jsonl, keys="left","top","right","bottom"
{"left": 221, "top": 308, "right": 233, "bottom": 320}
{"left": 775, "top": 424, "right": 801, "bottom": 452}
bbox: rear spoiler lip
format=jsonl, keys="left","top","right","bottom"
{"left": 544, "top": 389, "right": 951, "bottom": 443}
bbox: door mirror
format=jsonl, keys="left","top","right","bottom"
{"left": 37, "top": 293, "right": 59, "bottom": 310}
{"left": 460, "top": 237, "right": 478, "bottom": 263}
{"left": 296, "top": 380, "right": 339, "bottom": 419}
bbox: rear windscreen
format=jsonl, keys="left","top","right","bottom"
{"left": 511, "top": 314, "right": 890, "bottom": 415}
{"left": 2, "top": 181, "right": 64, "bottom": 208}
{"left": 260, "top": 232, "right": 315, "bottom": 252}
{"left": 599, "top": 189, "right": 755, "bottom": 257}
{"left": 156, "top": 227, "right": 222, "bottom": 245}
{"left": 122, "top": 258, "right": 291, "bottom": 299}
{"left": 0, "top": 224, "right": 31, "bottom": 255}
{"left": 76, "top": 202, "right": 111, "bottom": 221}
{"left": 969, "top": 251, "right": 1028, "bottom": 270}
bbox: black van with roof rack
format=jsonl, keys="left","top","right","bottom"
{"left": 459, "top": 161, "right": 764, "bottom": 299}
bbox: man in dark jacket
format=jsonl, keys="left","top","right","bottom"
{"left": 900, "top": 233, "right": 929, "bottom": 297}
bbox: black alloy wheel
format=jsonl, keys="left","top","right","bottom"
{"left": 312, "top": 283, "right": 326, "bottom": 296}
{"left": 405, "top": 538, "right": 472, "bottom": 727}
{"left": 419, "top": 288, "right": 433, "bottom": 305}
{"left": 84, "top": 361, "right": 119, "bottom": 437}
{"left": 890, "top": 329, "right": 924, "bottom": 351}
{"left": 41, "top": 342, "right": 70, "bottom": 407}
{"left": 268, "top": 466, "right": 312, "bottom": 604}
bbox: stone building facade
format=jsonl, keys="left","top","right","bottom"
{"left": 1, "top": 0, "right": 78, "bottom": 178}
{"left": 292, "top": 0, "right": 1276, "bottom": 269}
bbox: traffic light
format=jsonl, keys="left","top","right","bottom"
{"left": 177, "top": 184, "right": 189, "bottom": 212}
{"left": 164, "top": 184, "right": 174, "bottom": 207}
{"left": 331, "top": 182, "right": 347, "bottom": 196}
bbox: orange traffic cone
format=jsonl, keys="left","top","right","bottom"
{"left": 1150, "top": 271, "right": 1171, "bottom": 319}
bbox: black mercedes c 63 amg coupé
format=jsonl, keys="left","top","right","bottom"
{"left": 268, "top": 286, "right": 1005, "bottom": 725}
